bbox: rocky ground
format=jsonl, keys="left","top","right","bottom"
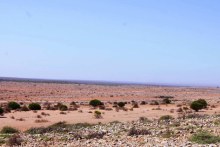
{"left": 1, "top": 114, "right": 220, "bottom": 147}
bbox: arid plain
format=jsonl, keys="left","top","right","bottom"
{"left": 1, "top": 81, "right": 220, "bottom": 131}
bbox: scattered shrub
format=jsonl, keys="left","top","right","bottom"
{"left": 190, "top": 131, "right": 220, "bottom": 144}
{"left": 117, "top": 102, "right": 125, "bottom": 108}
{"left": 89, "top": 99, "right": 103, "bottom": 107}
{"left": 7, "top": 102, "right": 20, "bottom": 110}
{"left": 1, "top": 127, "right": 19, "bottom": 134}
{"left": 28, "top": 103, "right": 41, "bottom": 110}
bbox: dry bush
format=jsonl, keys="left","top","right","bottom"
{"left": 16, "top": 118, "right": 25, "bottom": 121}
{"left": 35, "top": 119, "right": 49, "bottom": 123}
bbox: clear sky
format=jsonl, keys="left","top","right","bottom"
{"left": 0, "top": 0, "right": 220, "bottom": 86}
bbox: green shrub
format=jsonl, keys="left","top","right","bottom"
{"left": 190, "top": 101, "right": 204, "bottom": 112}
{"left": 190, "top": 131, "right": 220, "bottom": 144}
{"left": 89, "top": 99, "right": 102, "bottom": 107}
{"left": 59, "top": 105, "right": 68, "bottom": 111}
{"left": 7, "top": 102, "right": 20, "bottom": 110}
{"left": 28, "top": 103, "right": 41, "bottom": 110}
{"left": 197, "top": 99, "right": 208, "bottom": 108}
{"left": 1, "top": 127, "right": 19, "bottom": 134}
{"left": 117, "top": 102, "right": 125, "bottom": 107}
{"left": 0, "top": 107, "right": 4, "bottom": 115}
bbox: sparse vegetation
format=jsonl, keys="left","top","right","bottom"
{"left": 190, "top": 131, "right": 220, "bottom": 144}
{"left": 26, "top": 122, "right": 94, "bottom": 134}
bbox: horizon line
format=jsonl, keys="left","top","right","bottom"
{"left": 0, "top": 76, "right": 217, "bottom": 88}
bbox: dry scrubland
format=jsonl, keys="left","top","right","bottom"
{"left": 1, "top": 81, "right": 220, "bottom": 146}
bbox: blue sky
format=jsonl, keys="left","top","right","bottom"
{"left": 0, "top": 0, "right": 220, "bottom": 86}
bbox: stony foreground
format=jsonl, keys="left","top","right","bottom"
{"left": 1, "top": 114, "right": 220, "bottom": 147}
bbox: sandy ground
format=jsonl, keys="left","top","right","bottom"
{"left": 0, "top": 104, "right": 220, "bottom": 131}
{"left": 0, "top": 81, "right": 220, "bottom": 131}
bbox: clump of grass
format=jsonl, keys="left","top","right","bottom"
{"left": 159, "top": 115, "right": 174, "bottom": 121}
{"left": 189, "top": 131, "right": 220, "bottom": 144}
{"left": 1, "top": 127, "right": 19, "bottom": 134}
{"left": 94, "top": 111, "right": 102, "bottom": 119}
